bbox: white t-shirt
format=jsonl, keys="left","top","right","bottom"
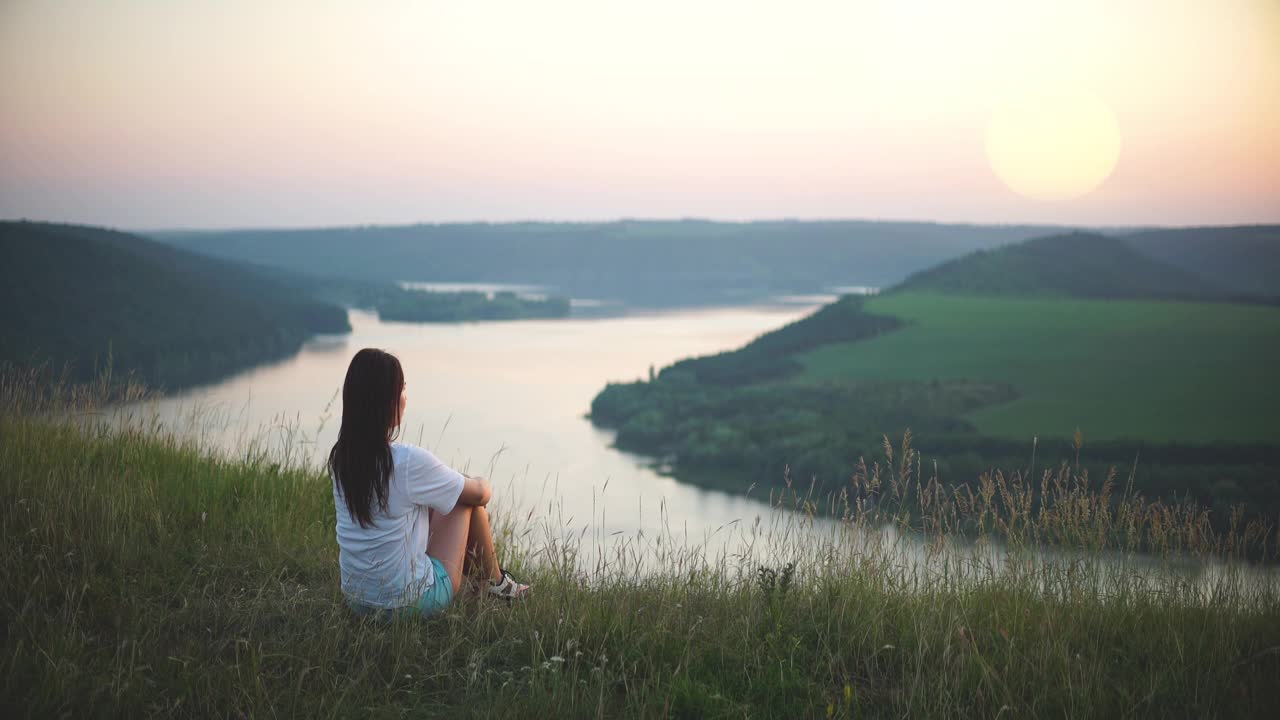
{"left": 332, "top": 441, "right": 465, "bottom": 608}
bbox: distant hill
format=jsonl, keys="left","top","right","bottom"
{"left": 590, "top": 232, "right": 1280, "bottom": 517}
{"left": 0, "top": 221, "right": 349, "bottom": 390}
{"left": 151, "top": 220, "right": 1066, "bottom": 307}
{"left": 1124, "top": 225, "right": 1280, "bottom": 298}
{"left": 892, "top": 232, "right": 1224, "bottom": 300}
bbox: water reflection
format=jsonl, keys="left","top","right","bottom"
{"left": 125, "top": 304, "right": 819, "bottom": 543}
{"left": 397, "top": 281, "right": 549, "bottom": 299}
{"left": 112, "top": 303, "right": 1276, "bottom": 594}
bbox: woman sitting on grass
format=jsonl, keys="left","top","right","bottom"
{"left": 328, "top": 348, "right": 529, "bottom": 617}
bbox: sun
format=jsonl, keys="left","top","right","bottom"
{"left": 985, "top": 86, "right": 1122, "bottom": 201}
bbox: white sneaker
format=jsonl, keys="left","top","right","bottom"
{"left": 488, "top": 569, "right": 530, "bottom": 600}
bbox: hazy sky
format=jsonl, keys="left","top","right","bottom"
{"left": 1, "top": 0, "right": 1277, "bottom": 229}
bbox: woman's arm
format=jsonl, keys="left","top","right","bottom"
{"left": 456, "top": 473, "right": 492, "bottom": 507}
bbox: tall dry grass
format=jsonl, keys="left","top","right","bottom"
{"left": 2, "top": 366, "right": 1277, "bottom": 718}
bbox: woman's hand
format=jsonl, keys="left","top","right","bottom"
{"left": 458, "top": 474, "right": 492, "bottom": 507}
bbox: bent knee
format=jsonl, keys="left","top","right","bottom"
{"left": 439, "top": 502, "right": 474, "bottom": 521}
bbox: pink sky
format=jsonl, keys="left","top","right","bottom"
{"left": 1, "top": 0, "right": 1277, "bottom": 229}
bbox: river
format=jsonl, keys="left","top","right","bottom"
{"left": 133, "top": 296, "right": 834, "bottom": 554}
{"left": 120, "top": 292, "right": 1274, "bottom": 590}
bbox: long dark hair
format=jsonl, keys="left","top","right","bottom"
{"left": 328, "top": 348, "right": 405, "bottom": 528}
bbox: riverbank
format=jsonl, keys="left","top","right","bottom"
{"left": 591, "top": 293, "right": 1280, "bottom": 524}
{"left": 3, "top": 375, "right": 1278, "bottom": 717}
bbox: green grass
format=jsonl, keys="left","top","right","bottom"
{"left": 798, "top": 293, "right": 1280, "bottom": 443}
{"left": 4, "top": 373, "right": 1280, "bottom": 717}
{"left": 893, "top": 232, "right": 1222, "bottom": 300}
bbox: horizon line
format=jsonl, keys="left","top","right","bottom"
{"left": 10, "top": 214, "right": 1279, "bottom": 236}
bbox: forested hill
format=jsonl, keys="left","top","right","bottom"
{"left": 590, "top": 227, "right": 1280, "bottom": 519}
{"left": 892, "top": 231, "right": 1226, "bottom": 299}
{"left": 152, "top": 220, "right": 1065, "bottom": 306}
{"left": 1124, "top": 225, "right": 1280, "bottom": 298}
{"left": 0, "top": 221, "right": 349, "bottom": 390}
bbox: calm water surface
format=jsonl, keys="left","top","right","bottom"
{"left": 121, "top": 300, "right": 1275, "bottom": 592}
{"left": 139, "top": 302, "right": 827, "bottom": 549}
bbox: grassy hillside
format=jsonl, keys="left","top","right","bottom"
{"left": 1125, "top": 225, "right": 1280, "bottom": 298}
{"left": 656, "top": 295, "right": 904, "bottom": 386}
{"left": 3, "top": 377, "right": 1278, "bottom": 717}
{"left": 590, "top": 231, "right": 1280, "bottom": 516}
{"left": 0, "top": 221, "right": 350, "bottom": 390}
{"left": 800, "top": 293, "right": 1280, "bottom": 443}
{"left": 593, "top": 296, "right": 1280, "bottom": 516}
{"left": 894, "top": 232, "right": 1223, "bottom": 299}
{"left": 153, "top": 220, "right": 1065, "bottom": 306}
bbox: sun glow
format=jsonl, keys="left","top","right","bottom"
{"left": 984, "top": 85, "right": 1122, "bottom": 202}
{"left": 0, "top": 0, "right": 1274, "bottom": 225}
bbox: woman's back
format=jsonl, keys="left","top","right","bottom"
{"left": 333, "top": 441, "right": 464, "bottom": 608}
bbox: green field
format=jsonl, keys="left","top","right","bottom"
{"left": 4, "top": 374, "right": 1279, "bottom": 717}
{"left": 799, "top": 293, "right": 1280, "bottom": 443}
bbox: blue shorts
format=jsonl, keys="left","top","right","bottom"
{"left": 347, "top": 556, "right": 455, "bottom": 619}
{"left": 416, "top": 556, "right": 455, "bottom": 615}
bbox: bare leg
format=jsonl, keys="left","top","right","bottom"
{"left": 426, "top": 504, "right": 472, "bottom": 594}
{"left": 464, "top": 506, "right": 502, "bottom": 584}
{"left": 427, "top": 504, "right": 503, "bottom": 594}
